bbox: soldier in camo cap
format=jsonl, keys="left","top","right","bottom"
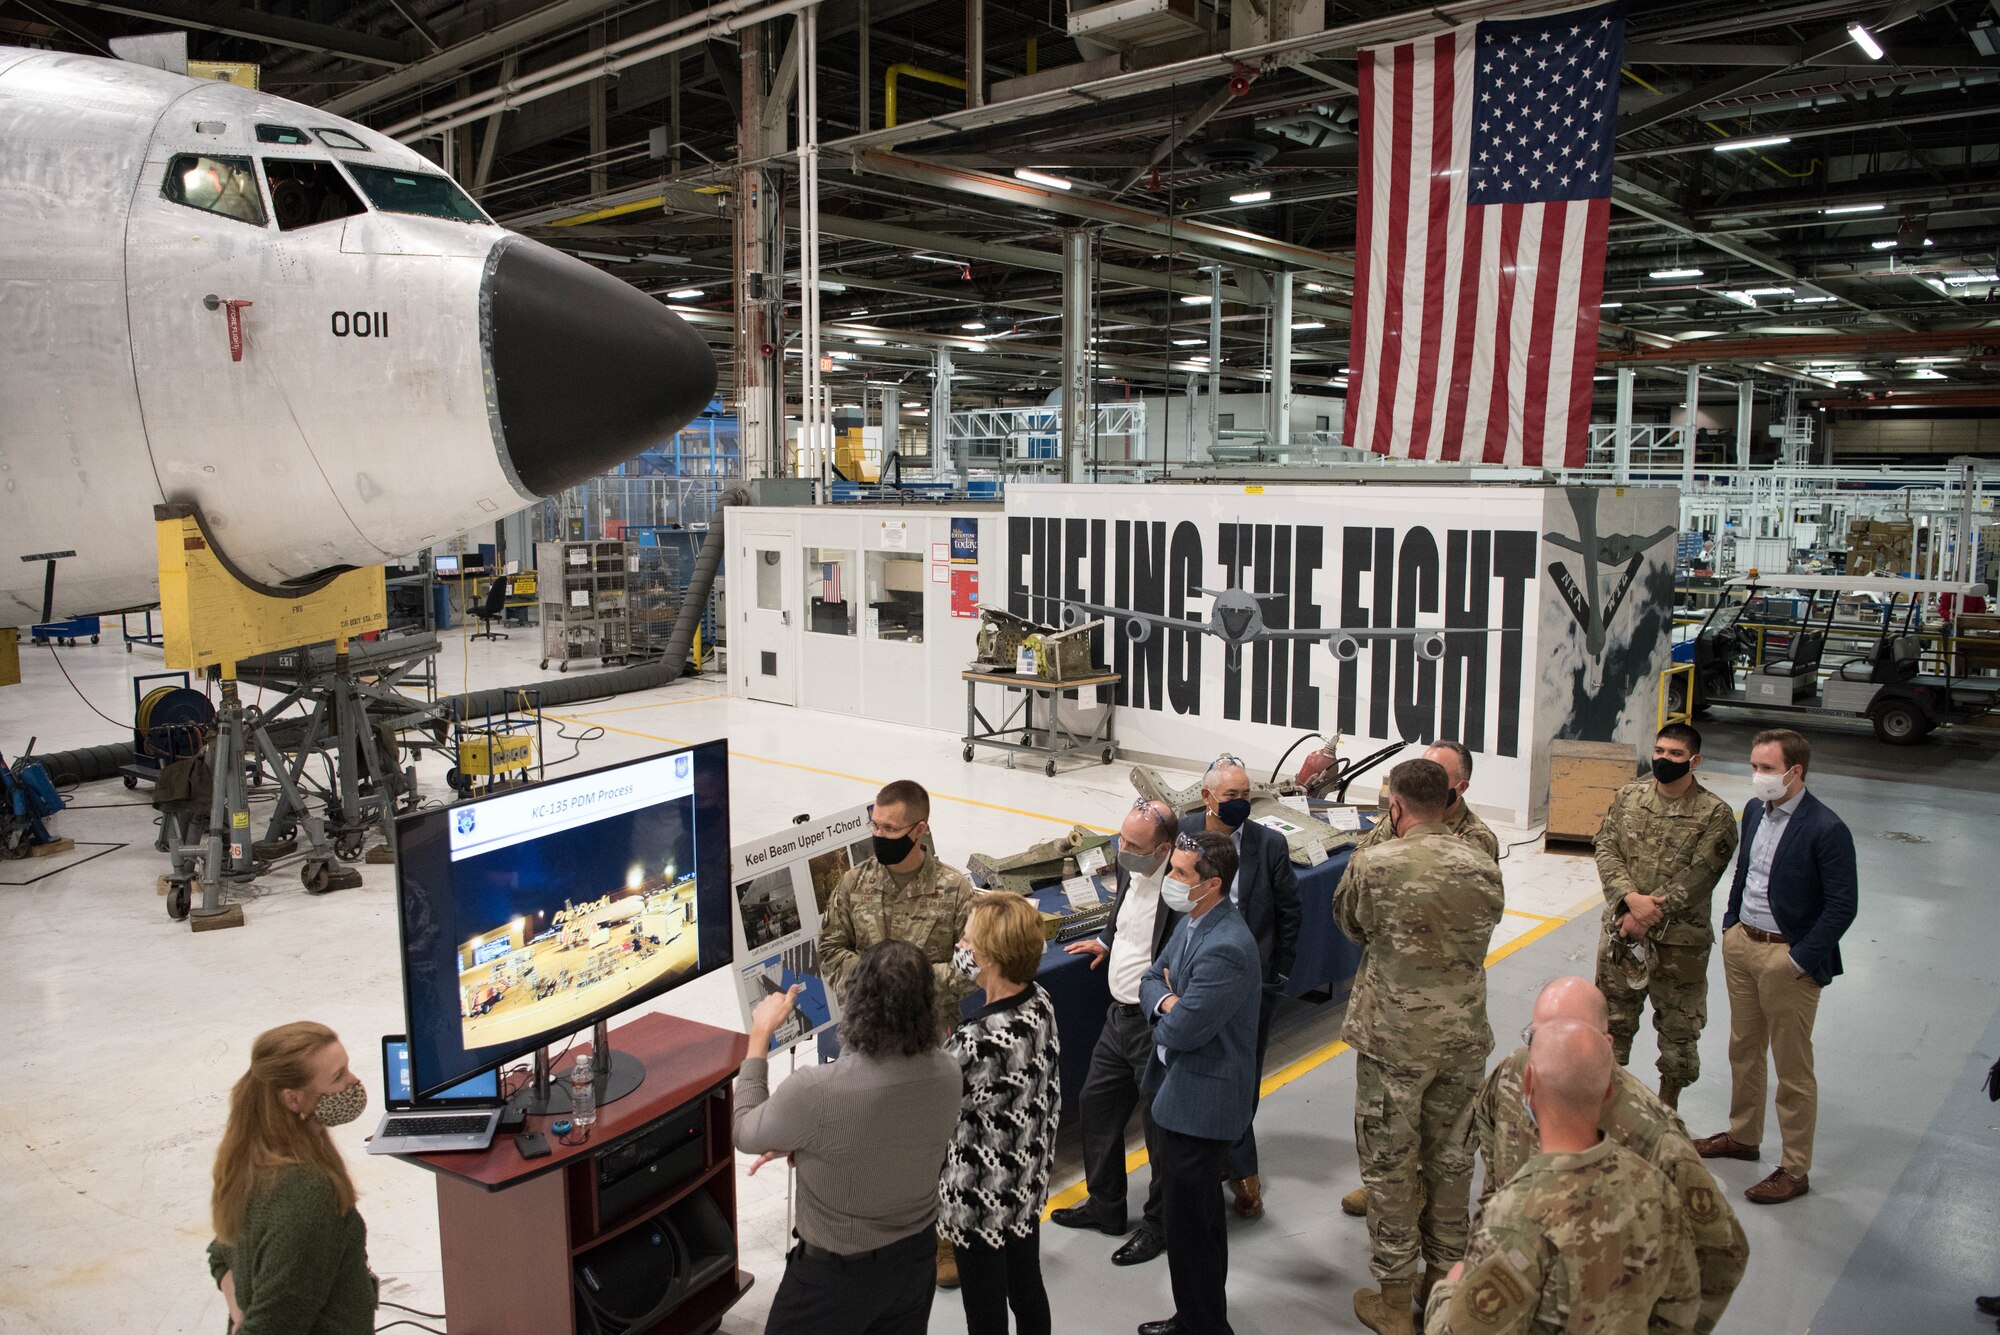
{"left": 1335, "top": 758, "right": 1505, "bottom": 1335}
{"left": 1594, "top": 722, "right": 1739, "bottom": 1109}
{"left": 1459, "top": 977, "right": 1748, "bottom": 1334}
{"left": 1425, "top": 1019, "right": 1703, "bottom": 1335}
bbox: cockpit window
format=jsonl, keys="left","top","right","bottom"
{"left": 256, "top": 124, "right": 311, "bottom": 145}
{"left": 342, "top": 163, "right": 488, "bottom": 224}
{"left": 163, "top": 153, "right": 266, "bottom": 226}
{"left": 314, "top": 128, "right": 369, "bottom": 151}
{"left": 263, "top": 159, "right": 368, "bottom": 231}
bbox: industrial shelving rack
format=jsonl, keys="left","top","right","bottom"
{"left": 536, "top": 540, "right": 633, "bottom": 672}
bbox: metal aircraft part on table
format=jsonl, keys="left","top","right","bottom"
{"left": 1127, "top": 764, "right": 1358, "bottom": 868}
{"left": 966, "top": 824, "right": 1114, "bottom": 896}
{"left": 0, "top": 47, "right": 716, "bottom": 623}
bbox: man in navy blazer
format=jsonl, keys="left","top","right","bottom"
{"left": 1177, "top": 756, "right": 1301, "bottom": 1220}
{"left": 1695, "top": 728, "right": 1858, "bottom": 1206}
{"left": 1137, "top": 830, "right": 1262, "bottom": 1335}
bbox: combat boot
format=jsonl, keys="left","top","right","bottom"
{"left": 1417, "top": 1266, "right": 1444, "bottom": 1313}
{"left": 1659, "top": 1078, "right": 1684, "bottom": 1111}
{"left": 1354, "top": 1280, "right": 1417, "bottom": 1335}
{"left": 935, "top": 1234, "right": 960, "bottom": 1289}
{"left": 1341, "top": 1186, "right": 1370, "bottom": 1217}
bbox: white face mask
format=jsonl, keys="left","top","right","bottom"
{"left": 1750, "top": 769, "right": 1791, "bottom": 804}
{"left": 1161, "top": 874, "right": 1197, "bottom": 914}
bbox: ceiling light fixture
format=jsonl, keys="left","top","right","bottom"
{"left": 1909, "top": 369, "right": 1946, "bottom": 380}
{"left": 1228, "top": 189, "right": 1272, "bottom": 204}
{"left": 1172, "top": 337, "right": 1206, "bottom": 346}
{"left": 855, "top": 338, "right": 887, "bottom": 346}
{"left": 1291, "top": 321, "right": 1326, "bottom": 331}
{"left": 1649, "top": 266, "right": 1704, "bottom": 280}
{"left": 1898, "top": 356, "right": 1959, "bottom": 364}
{"left": 1180, "top": 294, "right": 1214, "bottom": 305}
{"left": 666, "top": 287, "right": 704, "bottom": 300}
{"left": 1871, "top": 239, "right": 1898, "bottom": 250}
{"left": 1943, "top": 271, "right": 1999, "bottom": 285}
{"left": 1714, "top": 135, "right": 1792, "bottom": 151}
{"left": 1013, "top": 168, "right": 1074, "bottom": 190}
{"left": 1795, "top": 295, "right": 1839, "bottom": 303}
{"left": 1823, "top": 202, "right": 1885, "bottom": 215}
{"left": 830, "top": 351, "right": 856, "bottom": 361}
{"left": 961, "top": 320, "right": 985, "bottom": 330}
{"left": 1742, "top": 287, "right": 1795, "bottom": 297}
{"left": 1720, "top": 290, "right": 1758, "bottom": 307}
{"left": 1599, "top": 301, "right": 1624, "bottom": 309}
{"left": 573, "top": 250, "right": 633, "bottom": 263}
{"left": 1303, "top": 282, "right": 1328, "bottom": 293}
{"left": 1847, "top": 21, "right": 1884, "bottom": 60}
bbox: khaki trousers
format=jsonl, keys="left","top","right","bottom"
{"left": 1722, "top": 923, "right": 1822, "bottom": 1175}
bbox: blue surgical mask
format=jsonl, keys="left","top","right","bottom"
{"left": 1161, "top": 875, "right": 1196, "bottom": 914}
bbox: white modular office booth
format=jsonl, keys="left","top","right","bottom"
{"left": 723, "top": 506, "right": 1001, "bottom": 730}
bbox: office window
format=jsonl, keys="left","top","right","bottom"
{"left": 1316, "top": 415, "right": 1331, "bottom": 433}
{"left": 754, "top": 549, "right": 783, "bottom": 611}
{"left": 1218, "top": 413, "right": 1235, "bottom": 431}
{"left": 804, "top": 548, "right": 855, "bottom": 637}
{"left": 866, "top": 552, "right": 925, "bottom": 644}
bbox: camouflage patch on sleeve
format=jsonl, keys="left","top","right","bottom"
{"left": 1455, "top": 1253, "right": 1534, "bottom": 1326}
{"left": 1684, "top": 1182, "right": 1720, "bottom": 1225}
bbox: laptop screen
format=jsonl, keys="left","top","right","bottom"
{"left": 382, "top": 1036, "right": 501, "bottom": 1109}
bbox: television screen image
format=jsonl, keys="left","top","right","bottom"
{"left": 397, "top": 743, "right": 733, "bottom": 1098}
{"left": 744, "top": 939, "right": 833, "bottom": 1051}
{"left": 735, "top": 867, "right": 803, "bottom": 951}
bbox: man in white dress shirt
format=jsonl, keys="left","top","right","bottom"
{"left": 1051, "top": 799, "right": 1182, "bottom": 1263}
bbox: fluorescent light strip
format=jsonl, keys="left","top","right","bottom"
{"left": 1013, "top": 168, "right": 1073, "bottom": 191}
{"left": 1848, "top": 22, "right": 1884, "bottom": 60}
{"left": 1228, "top": 189, "right": 1272, "bottom": 204}
{"left": 1795, "top": 295, "right": 1839, "bottom": 303}
{"left": 1181, "top": 294, "right": 1214, "bottom": 305}
{"left": 1871, "top": 239, "right": 1898, "bottom": 250}
{"left": 1649, "top": 267, "right": 1704, "bottom": 280}
{"left": 666, "top": 288, "right": 704, "bottom": 300}
{"left": 1823, "top": 202, "right": 1885, "bottom": 215}
{"left": 1714, "top": 135, "right": 1791, "bottom": 151}
{"left": 1291, "top": 321, "right": 1326, "bottom": 331}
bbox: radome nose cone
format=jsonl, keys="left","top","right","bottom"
{"left": 483, "top": 239, "right": 717, "bottom": 497}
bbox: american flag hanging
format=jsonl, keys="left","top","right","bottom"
{"left": 1347, "top": 1, "right": 1625, "bottom": 468}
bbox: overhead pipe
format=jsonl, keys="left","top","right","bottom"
{"left": 25, "top": 491, "right": 755, "bottom": 788}
{"left": 885, "top": 63, "right": 967, "bottom": 129}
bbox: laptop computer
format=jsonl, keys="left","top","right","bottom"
{"left": 365, "top": 1035, "right": 504, "bottom": 1155}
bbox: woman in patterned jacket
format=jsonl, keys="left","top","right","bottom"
{"left": 939, "top": 891, "right": 1062, "bottom": 1335}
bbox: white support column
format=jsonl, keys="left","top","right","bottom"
{"left": 1682, "top": 367, "right": 1700, "bottom": 489}
{"left": 1272, "top": 272, "right": 1293, "bottom": 450}
{"left": 1614, "top": 368, "right": 1634, "bottom": 485}
{"left": 1735, "top": 381, "right": 1753, "bottom": 471}
{"left": 879, "top": 386, "right": 899, "bottom": 461}
{"left": 794, "top": 7, "right": 826, "bottom": 485}
{"left": 931, "top": 348, "right": 954, "bottom": 473}
{"left": 1062, "top": 228, "right": 1094, "bottom": 482}
{"left": 1206, "top": 266, "right": 1223, "bottom": 459}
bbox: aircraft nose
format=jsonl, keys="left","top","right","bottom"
{"left": 482, "top": 239, "right": 718, "bottom": 497}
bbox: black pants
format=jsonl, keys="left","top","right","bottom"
{"left": 953, "top": 1225, "right": 1050, "bottom": 1335}
{"left": 1079, "top": 1002, "right": 1165, "bottom": 1229}
{"left": 1224, "top": 990, "right": 1279, "bottom": 1180}
{"left": 1155, "top": 1124, "right": 1234, "bottom": 1335}
{"left": 764, "top": 1226, "right": 937, "bottom": 1335}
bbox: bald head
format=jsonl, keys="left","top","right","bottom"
{"left": 1120, "top": 800, "right": 1174, "bottom": 858}
{"left": 1531, "top": 977, "right": 1610, "bottom": 1034}
{"left": 1527, "top": 1019, "right": 1616, "bottom": 1115}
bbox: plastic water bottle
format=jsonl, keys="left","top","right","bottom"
{"left": 570, "top": 1054, "right": 597, "bottom": 1126}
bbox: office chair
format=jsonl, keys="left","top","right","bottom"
{"left": 471, "top": 577, "right": 510, "bottom": 641}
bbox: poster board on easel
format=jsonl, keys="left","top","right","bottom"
{"left": 728, "top": 805, "right": 873, "bottom": 1054}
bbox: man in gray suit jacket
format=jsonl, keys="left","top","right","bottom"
{"left": 1137, "top": 831, "right": 1262, "bottom": 1335}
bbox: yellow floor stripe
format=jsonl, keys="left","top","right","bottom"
{"left": 538, "top": 710, "right": 1114, "bottom": 833}
{"left": 1042, "top": 890, "right": 1604, "bottom": 1218}
{"left": 1501, "top": 907, "right": 1558, "bottom": 923}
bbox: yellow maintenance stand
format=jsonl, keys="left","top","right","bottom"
{"left": 154, "top": 502, "right": 387, "bottom": 929}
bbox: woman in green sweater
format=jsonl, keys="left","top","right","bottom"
{"left": 206, "top": 1021, "right": 377, "bottom": 1334}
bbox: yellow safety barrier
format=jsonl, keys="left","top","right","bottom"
{"left": 1659, "top": 663, "right": 1696, "bottom": 730}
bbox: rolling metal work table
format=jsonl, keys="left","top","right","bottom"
{"left": 960, "top": 668, "right": 1120, "bottom": 775}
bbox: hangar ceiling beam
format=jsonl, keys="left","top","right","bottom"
{"left": 321, "top": 0, "right": 630, "bottom": 115}
{"left": 48, "top": 0, "right": 413, "bottom": 65}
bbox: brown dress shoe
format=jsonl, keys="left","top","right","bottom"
{"left": 1691, "top": 1132, "right": 1761, "bottom": 1161}
{"left": 1744, "top": 1168, "right": 1809, "bottom": 1204}
{"left": 1230, "top": 1175, "right": 1264, "bottom": 1220}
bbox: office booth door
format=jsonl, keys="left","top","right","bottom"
{"left": 741, "top": 536, "right": 797, "bottom": 706}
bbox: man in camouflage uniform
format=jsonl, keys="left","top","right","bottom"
{"left": 1460, "top": 977, "right": 1748, "bottom": 1334}
{"left": 820, "top": 779, "right": 978, "bottom": 1034}
{"left": 1594, "top": 722, "right": 1739, "bottom": 1109}
{"left": 1426, "top": 1019, "right": 1704, "bottom": 1335}
{"left": 1352, "top": 739, "right": 1500, "bottom": 862}
{"left": 1335, "top": 758, "right": 1505, "bottom": 1335}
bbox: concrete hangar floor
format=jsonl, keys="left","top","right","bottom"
{"left": 4, "top": 624, "right": 1996, "bottom": 1334}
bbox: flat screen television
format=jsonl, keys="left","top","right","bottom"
{"left": 395, "top": 742, "right": 732, "bottom": 1104}
{"left": 433, "top": 554, "right": 460, "bottom": 576}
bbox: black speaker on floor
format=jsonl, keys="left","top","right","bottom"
{"left": 574, "top": 1215, "right": 687, "bottom": 1335}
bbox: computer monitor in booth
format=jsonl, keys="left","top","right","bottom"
{"left": 395, "top": 742, "right": 733, "bottom": 1112}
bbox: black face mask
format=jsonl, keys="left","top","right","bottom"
{"left": 1215, "top": 798, "right": 1252, "bottom": 829}
{"left": 1651, "top": 757, "right": 1692, "bottom": 785}
{"left": 874, "top": 832, "right": 918, "bottom": 866}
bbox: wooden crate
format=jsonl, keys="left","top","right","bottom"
{"left": 1546, "top": 740, "right": 1639, "bottom": 845}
